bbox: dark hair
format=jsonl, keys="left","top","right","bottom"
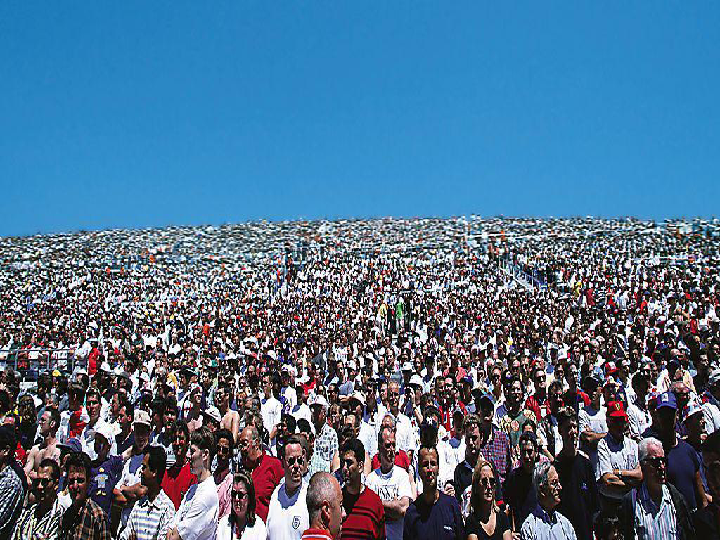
{"left": 174, "top": 419, "right": 190, "bottom": 442}
{"left": 417, "top": 444, "right": 439, "bottom": 462}
{"left": 229, "top": 471, "right": 257, "bottom": 531}
{"left": 297, "top": 418, "right": 312, "bottom": 435}
{"left": 340, "top": 438, "right": 366, "bottom": 464}
{"left": 215, "top": 429, "right": 235, "bottom": 453}
{"left": 85, "top": 387, "right": 101, "bottom": 403}
{"left": 556, "top": 407, "right": 577, "bottom": 428}
{"left": 703, "top": 429, "right": 720, "bottom": 454}
{"left": 281, "top": 435, "right": 305, "bottom": 461}
{"left": 39, "top": 458, "right": 61, "bottom": 482}
{"left": 190, "top": 427, "right": 216, "bottom": 464}
{"left": 594, "top": 512, "right": 621, "bottom": 540}
{"left": 0, "top": 425, "right": 16, "bottom": 453}
{"left": 519, "top": 431, "right": 538, "bottom": 450}
{"left": 65, "top": 451, "right": 91, "bottom": 479}
{"left": 48, "top": 408, "right": 61, "bottom": 433}
{"left": 143, "top": 445, "right": 168, "bottom": 483}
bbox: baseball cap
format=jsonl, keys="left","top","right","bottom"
{"left": 401, "top": 362, "right": 413, "bottom": 372}
{"left": 656, "top": 392, "right": 677, "bottom": 411}
{"left": 604, "top": 361, "right": 618, "bottom": 375}
{"left": 409, "top": 374, "right": 423, "bottom": 387}
{"left": 607, "top": 400, "right": 628, "bottom": 420}
{"left": 348, "top": 392, "right": 366, "bottom": 406}
{"left": 134, "top": 409, "right": 152, "bottom": 426}
{"left": 58, "top": 438, "right": 82, "bottom": 453}
{"left": 684, "top": 394, "right": 704, "bottom": 422}
{"left": 709, "top": 369, "right": 720, "bottom": 387}
{"left": 94, "top": 423, "right": 116, "bottom": 445}
{"left": 308, "top": 394, "right": 329, "bottom": 409}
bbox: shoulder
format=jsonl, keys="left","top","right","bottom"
{"left": 439, "top": 492, "right": 461, "bottom": 511}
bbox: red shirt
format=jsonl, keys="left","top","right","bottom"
{"left": 161, "top": 461, "right": 197, "bottom": 510}
{"left": 371, "top": 450, "right": 410, "bottom": 471}
{"left": 303, "top": 529, "right": 334, "bottom": 540}
{"left": 340, "top": 485, "right": 385, "bottom": 540}
{"left": 251, "top": 451, "right": 284, "bottom": 522}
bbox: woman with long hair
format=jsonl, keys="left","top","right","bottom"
{"left": 217, "top": 471, "right": 267, "bottom": 540}
{"left": 465, "top": 460, "right": 512, "bottom": 540}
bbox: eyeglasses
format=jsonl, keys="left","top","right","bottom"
{"left": 286, "top": 456, "right": 304, "bottom": 466}
{"left": 479, "top": 477, "right": 496, "bottom": 488}
{"left": 232, "top": 490, "right": 248, "bottom": 500}
{"left": 642, "top": 456, "right": 667, "bottom": 469}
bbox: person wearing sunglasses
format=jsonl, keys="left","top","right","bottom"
{"left": 12, "top": 458, "right": 64, "bottom": 540}
{"left": 520, "top": 461, "right": 577, "bottom": 540}
{"left": 218, "top": 471, "right": 266, "bottom": 540}
{"left": 465, "top": 460, "right": 511, "bottom": 540}
{"left": 618, "top": 437, "right": 695, "bottom": 540}
{"left": 266, "top": 436, "right": 309, "bottom": 540}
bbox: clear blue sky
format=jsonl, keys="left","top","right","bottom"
{"left": 2, "top": 2, "right": 719, "bottom": 237}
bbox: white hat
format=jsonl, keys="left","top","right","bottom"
{"left": 409, "top": 374, "right": 424, "bottom": 387}
{"left": 134, "top": 409, "right": 151, "bottom": 426}
{"left": 308, "top": 393, "right": 329, "bottom": 409}
{"left": 401, "top": 361, "right": 413, "bottom": 372}
{"left": 94, "top": 422, "right": 116, "bottom": 445}
{"left": 684, "top": 393, "right": 704, "bottom": 422}
{"left": 348, "top": 392, "right": 366, "bottom": 406}
{"left": 205, "top": 406, "right": 222, "bottom": 423}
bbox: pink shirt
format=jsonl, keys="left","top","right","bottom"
{"left": 216, "top": 471, "right": 234, "bottom": 519}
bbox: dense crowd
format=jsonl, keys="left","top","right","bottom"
{"left": 1, "top": 216, "right": 720, "bottom": 540}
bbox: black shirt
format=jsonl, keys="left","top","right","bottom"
{"left": 465, "top": 510, "right": 510, "bottom": 540}
{"left": 502, "top": 466, "right": 535, "bottom": 530}
{"left": 403, "top": 492, "right": 464, "bottom": 540}
{"left": 554, "top": 451, "right": 599, "bottom": 540}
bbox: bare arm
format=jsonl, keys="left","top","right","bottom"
{"left": 383, "top": 496, "right": 410, "bottom": 520}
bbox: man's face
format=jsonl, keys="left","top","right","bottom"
{"left": 86, "top": 395, "right": 101, "bottom": 422}
{"left": 380, "top": 431, "right": 396, "bottom": 467}
{"left": 217, "top": 436, "right": 232, "bottom": 464}
{"left": 173, "top": 431, "right": 189, "bottom": 463}
{"left": 520, "top": 440, "right": 537, "bottom": 469}
{"left": 141, "top": 452, "right": 155, "bottom": 487}
{"left": 341, "top": 450, "right": 361, "bottom": 486}
{"left": 418, "top": 448, "right": 439, "bottom": 488}
{"left": 189, "top": 444, "right": 206, "bottom": 476}
{"left": 641, "top": 445, "right": 667, "bottom": 485}
{"left": 39, "top": 410, "right": 53, "bottom": 436}
{"left": 387, "top": 384, "right": 400, "bottom": 409}
{"left": 284, "top": 443, "right": 305, "bottom": 487}
{"left": 559, "top": 419, "right": 578, "bottom": 449}
{"left": 67, "top": 466, "right": 88, "bottom": 506}
{"left": 134, "top": 423, "right": 151, "bottom": 451}
{"left": 465, "top": 424, "right": 482, "bottom": 460}
{"left": 508, "top": 382, "right": 523, "bottom": 406}
{"left": 35, "top": 465, "right": 57, "bottom": 503}
{"left": 541, "top": 466, "right": 562, "bottom": 508}
{"left": 656, "top": 407, "right": 677, "bottom": 437}
{"left": 607, "top": 416, "right": 627, "bottom": 439}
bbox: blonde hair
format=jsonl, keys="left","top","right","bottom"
{"left": 471, "top": 459, "right": 499, "bottom": 513}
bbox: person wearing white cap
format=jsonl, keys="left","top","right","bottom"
{"left": 89, "top": 422, "right": 124, "bottom": 523}
{"left": 115, "top": 409, "right": 153, "bottom": 533}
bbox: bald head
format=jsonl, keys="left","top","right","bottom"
{"left": 307, "top": 472, "right": 343, "bottom": 536}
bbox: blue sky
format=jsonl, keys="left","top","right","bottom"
{"left": 1, "top": 2, "right": 719, "bottom": 236}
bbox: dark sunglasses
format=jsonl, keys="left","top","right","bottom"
{"left": 232, "top": 490, "right": 248, "bottom": 500}
{"left": 642, "top": 456, "right": 666, "bottom": 469}
{"left": 479, "top": 477, "right": 496, "bottom": 488}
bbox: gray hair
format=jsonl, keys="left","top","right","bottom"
{"left": 638, "top": 437, "right": 663, "bottom": 462}
{"left": 306, "top": 472, "right": 339, "bottom": 523}
{"left": 532, "top": 461, "right": 553, "bottom": 497}
{"left": 377, "top": 424, "right": 395, "bottom": 447}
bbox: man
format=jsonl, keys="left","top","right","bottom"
{"left": 385, "top": 382, "right": 416, "bottom": 462}
{"left": 339, "top": 438, "right": 385, "bottom": 540}
{"left": 59, "top": 452, "right": 112, "bottom": 540}
{"left": 161, "top": 420, "right": 197, "bottom": 511}
{"left": 504, "top": 432, "right": 540, "bottom": 531}
{"left": 114, "top": 396, "right": 135, "bottom": 455}
{"left": 24, "top": 407, "right": 61, "bottom": 481}
{"left": 115, "top": 409, "right": 153, "bottom": 530}
{"left": 537, "top": 380, "right": 565, "bottom": 460}
{"left": 477, "top": 395, "right": 511, "bottom": 492}
{"left": 302, "top": 472, "right": 344, "bottom": 540}
{"left": 167, "top": 427, "right": 219, "bottom": 540}
{"left": 267, "top": 436, "right": 310, "bottom": 540}
{"left": 627, "top": 372, "right": 652, "bottom": 441}
{"left": 81, "top": 388, "right": 114, "bottom": 461}
{"left": 596, "top": 400, "right": 641, "bottom": 509}
{"left": 310, "top": 394, "right": 339, "bottom": 477}
{"left": 215, "top": 384, "right": 240, "bottom": 442}
{"left": 238, "top": 424, "right": 283, "bottom": 522}
{"left": 261, "top": 374, "right": 283, "bottom": 436}
{"left": 403, "top": 445, "right": 463, "bottom": 540}
{"left": 214, "top": 428, "right": 234, "bottom": 519}
{"left": 578, "top": 376, "right": 607, "bottom": 471}
{"left": 453, "top": 414, "right": 485, "bottom": 510}
{"left": 89, "top": 422, "right": 124, "bottom": 523}
{"left": 554, "top": 408, "right": 599, "bottom": 540}
{"left": 496, "top": 378, "right": 535, "bottom": 463}
{"left": 695, "top": 430, "right": 720, "bottom": 536}
{"left": 365, "top": 426, "right": 412, "bottom": 540}
{"left": 120, "top": 445, "right": 176, "bottom": 540}
{"left": 520, "top": 462, "right": 577, "bottom": 540}
{"left": 620, "top": 437, "right": 695, "bottom": 540}
{"left": 0, "top": 426, "right": 25, "bottom": 539}
{"left": 13, "top": 458, "right": 64, "bottom": 540}
{"left": 653, "top": 391, "right": 707, "bottom": 510}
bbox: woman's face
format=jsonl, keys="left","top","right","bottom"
{"left": 232, "top": 479, "right": 249, "bottom": 520}
{"left": 479, "top": 465, "right": 495, "bottom": 503}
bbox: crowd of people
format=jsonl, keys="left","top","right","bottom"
{"left": 0, "top": 216, "right": 720, "bottom": 540}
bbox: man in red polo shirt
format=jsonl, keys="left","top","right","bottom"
{"left": 340, "top": 438, "right": 385, "bottom": 540}
{"left": 238, "top": 425, "right": 283, "bottom": 522}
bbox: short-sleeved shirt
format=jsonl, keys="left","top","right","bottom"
{"left": 89, "top": 455, "right": 124, "bottom": 520}
{"left": 172, "top": 475, "right": 219, "bottom": 540}
{"left": 161, "top": 461, "right": 197, "bottom": 511}
{"left": 265, "top": 481, "right": 309, "bottom": 540}
{"left": 596, "top": 433, "right": 639, "bottom": 500}
{"left": 365, "top": 466, "right": 413, "bottom": 540}
{"left": 251, "top": 451, "right": 284, "bottom": 522}
{"left": 403, "top": 492, "right": 464, "bottom": 540}
{"left": 578, "top": 405, "right": 607, "bottom": 469}
{"left": 555, "top": 452, "right": 599, "bottom": 540}
{"left": 503, "top": 466, "right": 536, "bottom": 529}
{"left": 341, "top": 485, "right": 385, "bottom": 540}
{"left": 667, "top": 439, "right": 701, "bottom": 511}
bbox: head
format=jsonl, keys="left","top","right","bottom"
{"left": 34, "top": 458, "right": 60, "bottom": 505}
{"left": 417, "top": 446, "right": 439, "bottom": 491}
{"left": 557, "top": 407, "right": 578, "bottom": 451}
{"left": 519, "top": 432, "right": 539, "bottom": 472}
{"left": 0, "top": 426, "right": 16, "bottom": 467}
{"left": 702, "top": 430, "right": 720, "bottom": 498}
{"left": 93, "top": 432, "right": 113, "bottom": 462}
{"left": 238, "top": 426, "right": 263, "bottom": 467}
{"left": 340, "top": 438, "right": 365, "bottom": 488}
{"left": 639, "top": 437, "right": 666, "bottom": 490}
{"left": 39, "top": 408, "right": 60, "bottom": 437}
{"left": 306, "top": 472, "right": 343, "bottom": 539}
{"left": 215, "top": 429, "right": 234, "bottom": 467}
{"left": 172, "top": 420, "right": 191, "bottom": 464}
{"left": 533, "top": 462, "right": 561, "bottom": 511}
{"left": 471, "top": 460, "right": 497, "bottom": 511}
{"left": 141, "top": 445, "right": 167, "bottom": 488}
{"left": 463, "top": 415, "right": 483, "bottom": 463}
{"left": 66, "top": 452, "right": 91, "bottom": 507}
{"left": 85, "top": 389, "right": 101, "bottom": 423}
{"left": 230, "top": 471, "right": 257, "bottom": 527}
{"left": 189, "top": 427, "right": 215, "bottom": 475}
{"left": 282, "top": 436, "right": 306, "bottom": 491}
{"left": 377, "top": 426, "right": 396, "bottom": 470}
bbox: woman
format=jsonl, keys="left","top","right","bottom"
{"left": 465, "top": 460, "right": 512, "bottom": 540}
{"left": 218, "top": 471, "right": 266, "bottom": 540}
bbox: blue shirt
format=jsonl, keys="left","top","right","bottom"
{"left": 667, "top": 439, "right": 701, "bottom": 511}
{"left": 403, "top": 492, "right": 463, "bottom": 540}
{"left": 520, "top": 505, "right": 578, "bottom": 540}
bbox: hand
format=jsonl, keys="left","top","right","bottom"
{"left": 443, "top": 483, "right": 455, "bottom": 497}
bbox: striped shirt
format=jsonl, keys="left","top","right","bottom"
{"left": 12, "top": 498, "right": 65, "bottom": 540}
{"left": 119, "top": 490, "right": 176, "bottom": 540}
{"left": 634, "top": 483, "right": 677, "bottom": 540}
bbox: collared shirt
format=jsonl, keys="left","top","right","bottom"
{"left": 634, "top": 483, "right": 677, "bottom": 540}
{"left": 119, "top": 490, "right": 176, "bottom": 540}
{"left": 310, "top": 423, "right": 338, "bottom": 476}
{"left": 596, "top": 432, "right": 639, "bottom": 499}
{"left": 0, "top": 463, "right": 25, "bottom": 538}
{"left": 59, "top": 498, "right": 112, "bottom": 540}
{"left": 520, "top": 505, "right": 578, "bottom": 540}
{"left": 12, "top": 498, "right": 65, "bottom": 540}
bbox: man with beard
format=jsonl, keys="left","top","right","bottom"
{"left": 161, "top": 420, "right": 197, "bottom": 511}
{"left": 403, "top": 445, "right": 463, "bottom": 540}
{"left": 13, "top": 458, "right": 64, "bottom": 540}
{"left": 554, "top": 408, "right": 599, "bottom": 540}
{"left": 59, "top": 452, "right": 111, "bottom": 540}
{"left": 339, "top": 438, "right": 385, "bottom": 540}
{"left": 266, "top": 436, "right": 310, "bottom": 540}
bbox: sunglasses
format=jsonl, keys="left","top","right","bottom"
{"left": 479, "top": 477, "right": 496, "bottom": 488}
{"left": 232, "top": 490, "right": 249, "bottom": 500}
{"left": 642, "top": 456, "right": 667, "bottom": 469}
{"left": 286, "top": 456, "right": 304, "bottom": 466}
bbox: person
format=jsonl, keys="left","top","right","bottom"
{"left": 217, "top": 471, "right": 267, "bottom": 540}
{"left": 89, "top": 422, "right": 124, "bottom": 524}
{"left": 403, "top": 445, "right": 463, "bottom": 540}
{"left": 477, "top": 397, "right": 511, "bottom": 493}
{"left": 519, "top": 462, "right": 577, "bottom": 540}
{"left": 365, "top": 426, "right": 412, "bottom": 540}
{"left": 620, "top": 437, "right": 695, "bottom": 540}
{"left": 302, "top": 472, "right": 344, "bottom": 540}
{"left": 453, "top": 414, "right": 485, "bottom": 510}
{"left": 0, "top": 425, "right": 26, "bottom": 539}
{"left": 13, "top": 458, "right": 64, "bottom": 540}
{"left": 309, "top": 395, "right": 338, "bottom": 477}
{"left": 59, "top": 451, "right": 112, "bottom": 540}
{"left": 694, "top": 430, "right": 720, "bottom": 537}
{"left": 266, "top": 436, "right": 310, "bottom": 540}
{"left": 162, "top": 420, "right": 198, "bottom": 510}
{"left": 24, "top": 407, "right": 61, "bottom": 481}
{"left": 596, "top": 400, "right": 641, "bottom": 510}
{"left": 167, "top": 426, "right": 219, "bottom": 540}
{"left": 553, "top": 408, "right": 599, "bottom": 540}
{"left": 578, "top": 376, "right": 607, "bottom": 472}
{"left": 120, "top": 445, "right": 176, "bottom": 540}
{"left": 339, "top": 438, "right": 385, "bottom": 540}
{"left": 503, "top": 432, "right": 539, "bottom": 532}
{"left": 237, "top": 425, "right": 283, "bottom": 522}
{"left": 464, "top": 459, "right": 512, "bottom": 540}
{"left": 214, "top": 428, "right": 235, "bottom": 519}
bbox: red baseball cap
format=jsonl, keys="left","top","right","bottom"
{"left": 607, "top": 400, "right": 628, "bottom": 420}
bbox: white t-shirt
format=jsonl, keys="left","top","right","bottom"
{"left": 265, "top": 480, "right": 309, "bottom": 540}
{"left": 172, "top": 475, "right": 219, "bottom": 540}
{"left": 217, "top": 514, "right": 266, "bottom": 540}
{"left": 364, "top": 466, "right": 412, "bottom": 540}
